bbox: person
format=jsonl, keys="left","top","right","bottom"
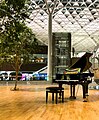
{"left": 72, "top": 47, "right": 75, "bottom": 57}
{"left": 93, "top": 68, "right": 99, "bottom": 86}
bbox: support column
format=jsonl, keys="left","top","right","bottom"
{"left": 47, "top": 12, "right": 52, "bottom": 82}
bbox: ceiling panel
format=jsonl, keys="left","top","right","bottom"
{"left": 26, "top": 0, "right": 99, "bottom": 52}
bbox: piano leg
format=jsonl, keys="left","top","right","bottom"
{"left": 85, "top": 84, "right": 89, "bottom": 96}
{"left": 82, "top": 85, "right": 87, "bottom": 102}
{"left": 82, "top": 83, "right": 89, "bottom": 102}
{"left": 73, "top": 84, "right": 76, "bottom": 99}
{"left": 85, "top": 80, "right": 92, "bottom": 96}
{"left": 59, "top": 84, "right": 62, "bottom": 88}
{"left": 59, "top": 84, "right": 62, "bottom": 99}
{"left": 70, "top": 84, "right": 76, "bottom": 99}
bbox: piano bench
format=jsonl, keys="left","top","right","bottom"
{"left": 46, "top": 87, "right": 64, "bottom": 104}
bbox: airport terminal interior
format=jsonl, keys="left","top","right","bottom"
{"left": 0, "top": 0, "right": 99, "bottom": 120}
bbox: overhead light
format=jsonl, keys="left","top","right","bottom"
{"left": 76, "top": 8, "right": 81, "bottom": 14}
{"left": 77, "top": 0, "right": 83, "bottom": 2}
{"left": 79, "top": 14, "right": 84, "bottom": 18}
{"left": 91, "top": 9, "right": 96, "bottom": 15}
{"left": 89, "top": 7, "right": 93, "bottom": 11}
{"left": 57, "top": 21, "right": 61, "bottom": 24}
{"left": 54, "top": 8, "right": 59, "bottom": 13}
{"left": 61, "top": 0, "right": 67, "bottom": 6}
{"left": 58, "top": 2, "right": 63, "bottom": 9}
{"left": 93, "top": 15, "right": 98, "bottom": 20}
{"left": 73, "top": 2, "right": 79, "bottom": 7}
{"left": 81, "top": 3, "right": 86, "bottom": 7}
{"left": 65, "top": 14, "right": 69, "bottom": 18}
{"left": 47, "top": 0, "right": 52, "bottom": 4}
{"left": 38, "top": 0, "right": 44, "bottom": 8}
{"left": 69, "top": 8, "right": 74, "bottom": 14}
{"left": 89, "top": 18, "right": 93, "bottom": 22}
{"left": 66, "top": 3, "right": 71, "bottom": 7}
{"left": 72, "top": 10, "right": 77, "bottom": 18}
{"left": 52, "top": 15, "right": 55, "bottom": 18}
{"left": 96, "top": 4, "right": 99, "bottom": 9}
{"left": 40, "top": 11, "right": 44, "bottom": 15}
{"left": 65, "top": 10, "right": 70, "bottom": 16}
{"left": 86, "top": 0, "right": 92, "bottom": 3}
{"left": 62, "top": 8, "right": 66, "bottom": 14}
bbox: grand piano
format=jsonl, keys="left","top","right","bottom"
{"left": 54, "top": 52, "right": 94, "bottom": 102}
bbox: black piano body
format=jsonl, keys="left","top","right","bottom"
{"left": 54, "top": 52, "right": 94, "bottom": 102}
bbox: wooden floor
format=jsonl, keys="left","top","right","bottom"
{"left": 0, "top": 81, "right": 99, "bottom": 120}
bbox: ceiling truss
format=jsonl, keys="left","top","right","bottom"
{"left": 26, "top": 0, "right": 99, "bottom": 52}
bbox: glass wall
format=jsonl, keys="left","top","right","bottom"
{"left": 0, "top": 71, "right": 47, "bottom": 81}
{"left": 0, "top": 54, "right": 48, "bottom": 81}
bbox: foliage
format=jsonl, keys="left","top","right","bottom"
{"left": 0, "top": 0, "right": 38, "bottom": 90}
{"left": 0, "top": 0, "right": 38, "bottom": 65}
{"left": 0, "top": 23, "right": 38, "bottom": 65}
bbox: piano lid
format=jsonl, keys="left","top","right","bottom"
{"left": 69, "top": 52, "right": 93, "bottom": 73}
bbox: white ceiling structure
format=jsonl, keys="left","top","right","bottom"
{"left": 26, "top": 0, "right": 99, "bottom": 53}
